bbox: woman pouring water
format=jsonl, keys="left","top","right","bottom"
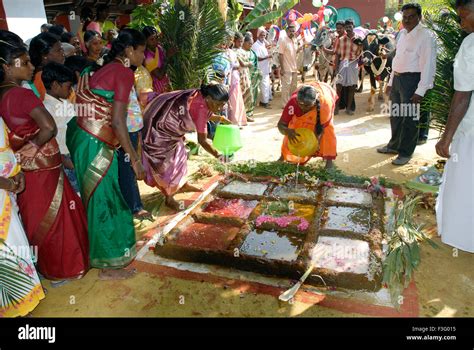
{"left": 141, "top": 83, "right": 231, "bottom": 211}
{"left": 277, "top": 82, "right": 338, "bottom": 168}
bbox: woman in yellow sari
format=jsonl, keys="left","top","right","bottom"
{"left": 0, "top": 117, "right": 45, "bottom": 317}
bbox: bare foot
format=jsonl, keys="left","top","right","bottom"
{"left": 165, "top": 196, "right": 183, "bottom": 211}
{"left": 133, "top": 209, "right": 153, "bottom": 221}
{"left": 178, "top": 183, "right": 203, "bottom": 193}
{"left": 98, "top": 268, "right": 137, "bottom": 281}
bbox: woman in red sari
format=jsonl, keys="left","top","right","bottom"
{"left": 0, "top": 30, "right": 89, "bottom": 281}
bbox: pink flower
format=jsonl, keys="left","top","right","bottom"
{"left": 297, "top": 219, "right": 309, "bottom": 231}
{"left": 256, "top": 215, "right": 309, "bottom": 231}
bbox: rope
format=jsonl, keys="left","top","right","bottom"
{"left": 331, "top": 50, "right": 392, "bottom": 89}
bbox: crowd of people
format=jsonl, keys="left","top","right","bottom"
{"left": 0, "top": 0, "right": 472, "bottom": 318}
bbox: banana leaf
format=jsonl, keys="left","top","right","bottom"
{"left": 227, "top": 0, "right": 244, "bottom": 31}
{"left": 243, "top": 0, "right": 299, "bottom": 29}
{"left": 243, "top": 0, "right": 273, "bottom": 24}
{"left": 246, "top": 10, "right": 285, "bottom": 29}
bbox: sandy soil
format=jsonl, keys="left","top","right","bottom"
{"left": 30, "top": 76, "right": 473, "bottom": 317}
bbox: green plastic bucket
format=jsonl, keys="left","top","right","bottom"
{"left": 212, "top": 124, "right": 243, "bottom": 156}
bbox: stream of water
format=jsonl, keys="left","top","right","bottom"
{"left": 295, "top": 163, "right": 300, "bottom": 188}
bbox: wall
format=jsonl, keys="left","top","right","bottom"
{"left": 0, "top": 0, "right": 7, "bottom": 30}
{"left": 2, "top": 0, "right": 47, "bottom": 41}
{"left": 294, "top": 0, "right": 386, "bottom": 29}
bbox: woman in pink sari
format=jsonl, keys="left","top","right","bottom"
{"left": 141, "top": 84, "right": 230, "bottom": 210}
{"left": 142, "top": 26, "right": 170, "bottom": 95}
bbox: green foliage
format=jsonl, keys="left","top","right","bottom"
{"left": 0, "top": 239, "right": 37, "bottom": 309}
{"left": 128, "top": 2, "right": 163, "bottom": 31}
{"left": 414, "top": 0, "right": 449, "bottom": 10}
{"left": 208, "top": 158, "right": 393, "bottom": 186}
{"left": 382, "top": 196, "right": 438, "bottom": 307}
{"left": 159, "top": 0, "right": 227, "bottom": 90}
{"left": 422, "top": 0, "right": 466, "bottom": 133}
{"left": 242, "top": 0, "right": 300, "bottom": 30}
{"left": 227, "top": 0, "right": 244, "bottom": 32}
{"left": 261, "top": 200, "right": 292, "bottom": 216}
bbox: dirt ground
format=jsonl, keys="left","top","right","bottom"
{"left": 30, "top": 76, "right": 473, "bottom": 318}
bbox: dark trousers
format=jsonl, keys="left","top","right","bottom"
{"left": 338, "top": 86, "right": 356, "bottom": 111}
{"left": 387, "top": 73, "right": 422, "bottom": 158}
{"left": 118, "top": 131, "right": 144, "bottom": 214}
{"left": 418, "top": 110, "right": 430, "bottom": 140}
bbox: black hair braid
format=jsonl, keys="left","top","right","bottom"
{"left": 90, "top": 28, "right": 146, "bottom": 72}
{"left": 102, "top": 40, "right": 126, "bottom": 66}
{"left": 315, "top": 99, "right": 323, "bottom": 136}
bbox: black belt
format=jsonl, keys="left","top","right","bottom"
{"left": 394, "top": 71, "right": 421, "bottom": 76}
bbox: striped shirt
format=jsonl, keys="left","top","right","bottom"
{"left": 334, "top": 34, "right": 361, "bottom": 61}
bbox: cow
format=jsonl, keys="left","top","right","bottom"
{"left": 297, "top": 42, "right": 316, "bottom": 83}
{"left": 310, "top": 26, "right": 335, "bottom": 83}
{"left": 361, "top": 32, "right": 396, "bottom": 112}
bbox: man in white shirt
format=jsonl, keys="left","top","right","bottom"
{"left": 252, "top": 28, "right": 272, "bottom": 108}
{"left": 377, "top": 3, "right": 437, "bottom": 165}
{"left": 279, "top": 22, "right": 301, "bottom": 107}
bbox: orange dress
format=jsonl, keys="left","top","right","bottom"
{"left": 33, "top": 71, "right": 46, "bottom": 101}
{"left": 280, "top": 81, "right": 337, "bottom": 164}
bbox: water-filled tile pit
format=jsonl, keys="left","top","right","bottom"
{"left": 155, "top": 179, "right": 385, "bottom": 291}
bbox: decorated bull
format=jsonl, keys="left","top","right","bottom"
{"left": 361, "top": 32, "right": 396, "bottom": 112}
{"left": 310, "top": 26, "right": 335, "bottom": 83}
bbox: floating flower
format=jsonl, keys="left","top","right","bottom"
{"left": 256, "top": 215, "right": 309, "bottom": 231}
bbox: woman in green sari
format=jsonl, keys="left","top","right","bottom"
{"left": 243, "top": 34, "right": 262, "bottom": 118}
{"left": 66, "top": 29, "right": 146, "bottom": 280}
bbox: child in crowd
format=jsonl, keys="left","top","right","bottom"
{"left": 41, "top": 62, "right": 80, "bottom": 193}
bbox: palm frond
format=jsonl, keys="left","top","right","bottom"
{"left": 195, "top": 0, "right": 227, "bottom": 72}
{"left": 383, "top": 196, "right": 438, "bottom": 307}
{"left": 422, "top": 0, "right": 467, "bottom": 133}
{"left": 159, "top": 0, "right": 226, "bottom": 90}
